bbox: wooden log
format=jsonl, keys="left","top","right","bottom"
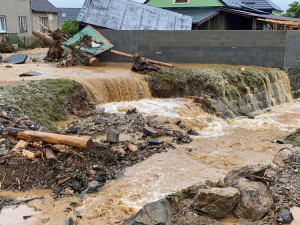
{"left": 89, "top": 57, "right": 101, "bottom": 67}
{"left": 22, "top": 150, "right": 36, "bottom": 159}
{"left": 32, "top": 29, "right": 56, "bottom": 45}
{"left": 108, "top": 49, "right": 174, "bottom": 68}
{"left": 4, "top": 128, "right": 94, "bottom": 150}
{"left": 12, "top": 140, "right": 28, "bottom": 152}
{"left": 37, "top": 21, "right": 51, "bottom": 32}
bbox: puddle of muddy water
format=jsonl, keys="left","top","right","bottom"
{"left": 291, "top": 207, "right": 300, "bottom": 225}
{"left": 0, "top": 205, "right": 39, "bottom": 225}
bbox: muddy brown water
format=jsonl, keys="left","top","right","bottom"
{"left": 1, "top": 49, "right": 300, "bottom": 224}
{"left": 0, "top": 100, "right": 299, "bottom": 225}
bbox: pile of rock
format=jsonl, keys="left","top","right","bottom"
{"left": 62, "top": 109, "right": 194, "bottom": 145}
{"left": 123, "top": 155, "right": 299, "bottom": 225}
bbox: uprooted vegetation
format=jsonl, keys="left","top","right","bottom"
{"left": 145, "top": 66, "right": 293, "bottom": 118}
{"left": 1, "top": 79, "right": 92, "bottom": 129}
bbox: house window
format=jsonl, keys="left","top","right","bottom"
{"left": 173, "top": 0, "right": 189, "bottom": 4}
{"left": 40, "top": 17, "right": 48, "bottom": 32}
{"left": 0, "top": 16, "right": 7, "bottom": 33}
{"left": 19, "top": 16, "right": 27, "bottom": 33}
{"left": 62, "top": 13, "right": 66, "bottom": 18}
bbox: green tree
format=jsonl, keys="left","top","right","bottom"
{"left": 282, "top": 1, "right": 300, "bottom": 18}
{"left": 60, "top": 19, "right": 79, "bottom": 35}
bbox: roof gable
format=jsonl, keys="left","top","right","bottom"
{"left": 31, "top": 0, "right": 59, "bottom": 13}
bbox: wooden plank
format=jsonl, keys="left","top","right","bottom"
{"left": 217, "top": 14, "right": 220, "bottom": 30}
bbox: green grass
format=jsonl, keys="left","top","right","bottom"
{"left": 3, "top": 79, "right": 84, "bottom": 130}
{"left": 147, "top": 66, "right": 285, "bottom": 101}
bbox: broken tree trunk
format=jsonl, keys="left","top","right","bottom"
{"left": 108, "top": 49, "right": 174, "bottom": 68}
{"left": 4, "top": 128, "right": 94, "bottom": 150}
{"left": 32, "top": 30, "right": 56, "bottom": 45}
{"left": 89, "top": 57, "right": 101, "bottom": 67}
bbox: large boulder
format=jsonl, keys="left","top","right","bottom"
{"left": 122, "top": 198, "right": 173, "bottom": 225}
{"left": 193, "top": 187, "right": 240, "bottom": 219}
{"left": 233, "top": 178, "right": 273, "bottom": 220}
{"left": 224, "top": 164, "right": 266, "bottom": 186}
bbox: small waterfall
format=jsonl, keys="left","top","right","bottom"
{"left": 78, "top": 77, "right": 151, "bottom": 104}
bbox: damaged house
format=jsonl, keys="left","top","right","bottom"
{"left": 0, "top": 0, "right": 59, "bottom": 47}
{"left": 77, "top": 0, "right": 193, "bottom": 30}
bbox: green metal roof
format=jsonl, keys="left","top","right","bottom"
{"left": 146, "top": 0, "right": 224, "bottom": 8}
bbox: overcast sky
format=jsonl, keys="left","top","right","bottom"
{"left": 48, "top": 0, "right": 295, "bottom": 11}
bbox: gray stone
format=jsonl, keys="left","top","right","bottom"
{"left": 31, "top": 57, "right": 41, "bottom": 62}
{"left": 122, "top": 198, "right": 173, "bottom": 225}
{"left": 276, "top": 209, "right": 294, "bottom": 224}
{"left": 143, "top": 126, "right": 158, "bottom": 138}
{"left": 233, "top": 178, "right": 273, "bottom": 220}
{"left": 19, "top": 71, "right": 42, "bottom": 77}
{"left": 279, "top": 178, "right": 288, "bottom": 183}
{"left": 148, "top": 119, "right": 159, "bottom": 127}
{"left": 174, "top": 119, "right": 181, "bottom": 125}
{"left": 224, "top": 164, "right": 266, "bottom": 186}
{"left": 106, "top": 129, "right": 119, "bottom": 143}
{"left": 95, "top": 118, "right": 105, "bottom": 125}
{"left": 274, "top": 148, "right": 293, "bottom": 166}
{"left": 193, "top": 187, "right": 240, "bottom": 219}
{"left": 81, "top": 181, "right": 102, "bottom": 195}
{"left": 0, "top": 149, "right": 9, "bottom": 156}
{"left": 71, "top": 174, "right": 87, "bottom": 192}
{"left": 185, "top": 183, "right": 209, "bottom": 197}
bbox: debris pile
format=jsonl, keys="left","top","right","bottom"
{"left": 0, "top": 39, "right": 15, "bottom": 53}
{"left": 0, "top": 101, "right": 195, "bottom": 196}
{"left": 32, "top": 25, "right": 173, "bottom": 71}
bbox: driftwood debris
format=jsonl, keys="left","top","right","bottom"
{"left": 32, "top": 27, "right": 174, "bottom": 70}
{"left": 245, "top": 175, "right": 274, "bottom": 183}
{"left": 32, "top": 30, "right": 56, "bottom": 46}
{"left": 12, "top": 140, "right": 28, "bottom": 152}
{"left": 108, "top": 49, "right": 174, "bottom": 68}
{"left": 4, "top": 128, "right": 94, "bottom": 150}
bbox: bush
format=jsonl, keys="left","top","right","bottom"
{"left": 60, "top": 19, "right": 79, "bottom": 35}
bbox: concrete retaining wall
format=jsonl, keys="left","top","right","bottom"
{"left": 97, "top": 30, "right": 300, "bottom": 96}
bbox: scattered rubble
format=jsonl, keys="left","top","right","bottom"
{"left": 0, "top": 97, "right": 193, "bottom": 199}
{"left": 32, "top": 25, "right": 173, "bottom": 72}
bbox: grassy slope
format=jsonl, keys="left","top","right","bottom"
{"left": 3, "top": 79, "right": 87, "bottom": 129}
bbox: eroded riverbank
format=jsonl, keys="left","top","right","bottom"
{"left": 0, "top": 98, "right": 299, "bottom": 225}
{"left": 0, "top": 49, "right": 299, "bottom": 224}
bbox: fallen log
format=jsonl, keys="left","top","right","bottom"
{"left": 89, "top": 57, "right": 101, "bottom": 67}
{"left": 32, "top": 30, "right": 55, "bottom": 45}
{"left": 4, "top": 128, "right": 94, "bottom": 150}
{"left": 108, "top": 49, "right": 174, "bottom": 68}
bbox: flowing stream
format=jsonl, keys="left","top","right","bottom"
{"left": 0, "top": 49, "right": 299, "bottom": 224}
{"left": 0, "top": 98, "right": 300, "bottom": 225}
